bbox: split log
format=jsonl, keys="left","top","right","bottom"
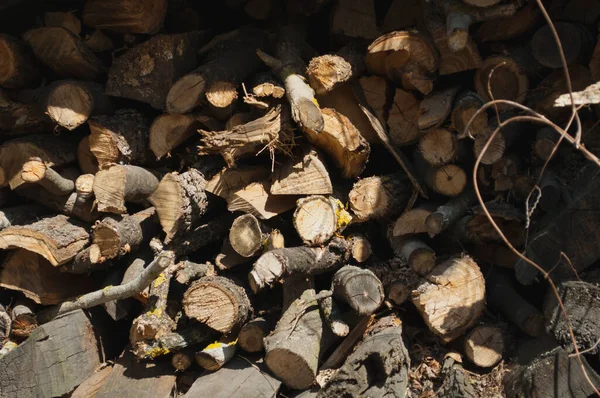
{"left": 393, "top": 236, "right": 437, "bottom": 275}
{"left": 330, "top": 0, "right": 380, "bottom": 41}
{"left": 332, "top": 265, "right": 384, "bottom": 315}
{"left": 229, "top": 213, "right": 267, "bottom": 257}
{"left": 0, "top": 214, "right": 88, "bottom": 266}
{"left": 174, "top": 260, "right": 216, "bottom": 285}
{"left": 238, "top": 317, "right": 271, "bottom": 352}
{"left": 476, "top": 1, "right": 541, "bottom": 43}
{"left": 44, "top": 11, "right": 81, "bottom": 35}
{"left": 93, "top": 207, "right": 158, "bottom": 261}
{"left": 9, "top": 297, "right": 38, "bottom": 339}
{"left": 77, "top": 136, "right": 99, "bottom": 175}
{"left": 183, "top": 356, "right": 281, "bottom": 397}
{"left": 452, "top": 91, "right": 488, "bottom": 138}
{"left": 392, "top": 204, "right": 436, "bottom": 237}
{"left": 71, "top": 366, "right": 113, "bottom": 398}
{"left": 0, "top": 204, "right": 50, "bottom": 231}
{"left": 544, "top": 281, "right": 600, "bottom": 355}
{"left": 366, "top": 30, "right": 438, "bottom": 95}
{"left": 370, "top": 259, "right": 421, "bottom": 306}
{"left": 15, "top": 185, "right": 98, "bottom": 223}
{"left": 167, "top": 28, "right": 266, "bottom": 114}
{"left": 318, "top": 315, "right": 410, "bottom": 398}
{"left": 205, "top": 166, "right": 269, "bottom": 202}
{"left": 149, "top": 169, "right": 208, "bottom": 243}
{"left": 411, "top": 255, "right": 485, "bottom": 342}
{"left": 160, "top": 214, "right": 232, "bottom": 257}
{"left": 95, "top": 349, "right": 176, "bottom": 398}
{"left": 418, "top": 128, "right": 459, "bottom": 167}
{"left": 463, "top": 325, "right": 504, "bottom": 368}
{"left": 0, "top": 310, "right": 111, "bottom": 398}
{"left": 293, "top": 195, "right": 350, "bottom": 246}
{"left": 504, "top": 346, "right": 600, "bottom": 398}
{"left": 474, "top": 55, "right": 528, "bottom": 109}
{"left": 183, "top": 276, "right": 251, "bottom": 333}
{"left": 257, "top": 27, "right": 323, "bottom": 132}
{"left": 106, "top": 32, "right": 205, "bottom": 109}
{"left": 307, "top": 43, "right": 366, "bottom": 95}
{"left": 303, "top": 108, "right": 370, "bottom": 179}
{"left": 228, "top": 180, "right": 297, "bottom": 220}
{"left": 271, "top": 148, "right": 332, "bottom": 195}
{"left": 23, "top": 27, "right": 105, "bottom": 81}
{"left": 418, "top": 86, "right": 459, "bottom": 130}
{"left": 437, "top": 353, "right": 477, "bottom": 398}
{"left": 0, "top": 134, "right": 76, "bottom": 190}
{"left": 0, "top": 34, "right": 40, "bottom": 89}
{"left": 249, "top": 237, "right": 352, "bottom": 292}
{"left": 486, "top": 267, "right": 544, "bottom": 337}
{"left": 88, "top": 109, "right": 151, "bottom": 170}
{"left": 133, "top": 324, "right": 217, "bottom": 360}
{"left": 264, "top": 285, "right": 333, "bottom": 390}
{"left": 0, "top": 305, "right": 10, "bottom": 341}
{"left": 149, "top": 114, "right": 220, "bottom": 159}
{"left": 195, "top": 340, "right": 237, "bottom": 371}
{"left": 21, "top": 159, "right": 76, "bottom": 196}
{"left": 83, "top": 0, "right": 168, "bottom": 34}
{"left": 348, "top": 172, "right": 411, "bottom": 222}
{"left": 0, "top": 89, "right": 52, "bottom": 136}
{"left": 93, "top": 165, "right": 159, "bottom": 214}
{"left": 425, "top": 188, "right": 476, "bottom": 237}
{"left": 531, "top": 22, "right": 594, "bottom": 69}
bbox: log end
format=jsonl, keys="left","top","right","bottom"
{"left": 464, "top": 325, "right": 504, "bottom": 368}
{"left": 47, "top": 82, "right": 93, "bottom": 130}
{"left": 265, "top": 348, "right": 315, "bottom": 390}
{"left": 166, "top": 73, "right": 206, "bottom": 114}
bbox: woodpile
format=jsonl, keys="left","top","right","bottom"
{"left": 1, "top": 0, "right": 600, "bottom": 397}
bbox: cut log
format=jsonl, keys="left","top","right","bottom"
{"left": 531, "top": 22, "right": 593, "bottom": 69}
{"left": 88, "top": 109, "right": 151, "bottom": 170}
{"left": 348, "top": 233, "right": 371, "bottom": 263}
{"left": 0, "top": 89, "right": 52, "bottom": 136}
{"left": 318, "top": 315, "right": 410, "bottom": 398}
{"left": 307, "top": 43, "right": 366, "bottom": 95}
{"left": 303, "top": 108, "right": 370, "bottom": 179}
{"left": 206, "top": 166, "right": 269, "bottom": 202}
{"left": 83, "top": 0, "right": 168, "bottom": 34}
{"left": 476, "top": 1, "right": 541, "bottom": 43}
{"left": 149, "top": 114, "right": 219, "bottom": 159}
{"left": 370, "top": 259, "right": 421, "bottom": 306}
{"left": 10, "top": 297, "right": 38, "bottom": 339}
{"left": 0, "top": 134, "right": 76, "bottom": 190}
{"left": 544, "top": 281, "right": 600, "bottom": 355}
{"left": 464, "top": 325, "right": 504, "bottom": 368}
{"left": 228, "top": 180, "right": 297, "bottom": 220}
{"left": 348, "top": 172, "right": 411, "bottom": 222}
{"left": 15, "top": 185, "right": 98, "bottom": 223}
{"left": 106, "top": 32, "right": 204, "bottom": 109}
{"left": 174, "top": 260, "right": 216, "bottom": 285}
{"left": 257, "top": 27, "right": 323, "bottom": 132}
{"left": 394, "top": 236, "right": 437, "bottom": 275}
{"left": 93, "top": 207, "right": 158, "bottom": 261}
{"left": 216, "top": 237, "right": 252, "bottom": 270}
{"left": 411, "top": 255, "right": 485, "bottom": 342}
{"left": 0, "top": 304, "right": 10, "bottom": 340}
{"left": 238, "top": 317, "right": 271, "bottom": 352}
{"left": 183, "top": 276, "right": 251, "bottom": 333}
{"left": 184, "top": 356, "right": 281, "bottom": 398}
{"left": 23, "top": 27, "right": 105, "bottom": 81}
{"left": 452, "top": 91, "right": 488, "bottom": 139}
{"left": 78, "top": 136, "right": 99, "bottom": 175}
{"left": 366, "top": 30, "right": 438, "bottom": 95}
{"left": 44, "top": 11, "right": 81, "bottom": 35}
{"left": 264, "top": 285, "right": 333, "bottom": 390}
{"left": 171, "top": 350, "right": 193, "bottom": 372}
{"left": 133, "top": 324, "right": 217, "bottom": 360}
{"left": 71, "top": 366, "right": 113, "bottom": 398}
{"left": 419, "top": 128, "right": 459, "bottom": 167}
{"left": 417, "top": 156, "right": 467, "bottom": 197}
{"left": 0, "top": 204, "right": 50, "bottom": 231}
{"left": 229, "top": 213, "right": 266, "bottom": 257}
{"left": 93, "top": 165, "right": 159, "bottom": 214}
{"left": 0, "top": 214, "right": 88, "bottom": 266}
{"left": 332, "top": 265, "right": 384, "bottom": 315}
{"left": 0, "top": 250, "right": 99, "bottom": 305}
{"left": 330, "top": 0, "right": 380, "bottom": 41}
{"left": 161, "top": 214, "right": 233, "bottom": 257}
{"left": 392, "top": 204, "right": 436, "bottom": 237}
{"left": 167, "top": 28, "right": 266, "bottom": 114}
{"left": 195, "top": 340, "right": 237, "bottom": 371}
{"left": 388, "top": 88, "right": 421, "bottom": 147}
{"left": 76, "top": 173, "right": 95, "bottom": 202}
{"left": 95, "top": 349, "right": 176, "bottom": 398}
{"left": 504, "top": 346, "right": 600, "bottom": 398}
{"left": 149, "top": 169, "right": 208, "bottom": 243}
{"left": 271, "top": 148, "right": 332, "bottom": 195}
{"left": 418, "top": 86, "right": 459, "bottom": 130}
{"left": 319, "top": 294, "right": 350, "bottom": 337}
{"left": 293, "top": 195, "right": 350, "bottom": 247}
{"left": 249, "top": 237, "right": 352, "bottom": 292}
{"left": 0, "top": 34, "right": 40, "bottom": 89}
{"left": 425, "top": 188, "right": 475, "bottom": 237}
{"left": 474, "top": 55, "right": 528, "bottom": 109}
{"left": 486, "top": 267, "right": 544, "bottom": 337}
{"left": 21, "top": 159, "right": 76, "bottom": 196}
{"left": 0, "top": 310, "right": 110, "bottom": 398}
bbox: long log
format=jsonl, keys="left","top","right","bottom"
{"left": 83, "top": 0, "right": 168, "bottom": 34}
{"left": 93, "top": 165, "right": 159, "bottom": 214}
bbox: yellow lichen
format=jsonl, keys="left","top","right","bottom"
{"left": 333, "top": 198, "right": 352, "bottom": 231}
{"left": 312, "top": 97, "right": 320, "bottom": 107}
{"left": 153, "top": 274, "right": 167, "bottom": 288}
{"left": 147, "top": 346, "right": 170, "bottom": 358}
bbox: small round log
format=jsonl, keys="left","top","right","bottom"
{"left": 293, "top": 195, "right": 342, "bottom": 247}
{"left": 348, "top": 173, "right": 411, "bottom": 222}
{"left": 463, "top": 325, "right": 504, "bottom": 368}
{"left": 419, "top": 128, "right": 458, "bottom": 166}
{"left": 332, "top": 265, "right": 384, "bottom": 315}
{"left": 229, "top": 214, "right": 266, "bottom": 258}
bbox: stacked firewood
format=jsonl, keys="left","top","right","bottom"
{"left": 1, "top": 0, "right": 600, "bottom": 397}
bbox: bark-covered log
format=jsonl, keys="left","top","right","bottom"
{"left": 93, "top": 165, "right": 159, "bottom": 214}
{"left": 0, "top": 304, "right": 10, "bottom": 341}
{"left": 249, "top": 237, "right": 352, "bottom": 292}
{"left": 425, "top": 188, "right": 476, "bottom": 237}
{"left": 0, "top": 34, "right": 40, "bottom": 89}
{"left": 418, "top": 86, "right": 459, "bottom": 131}
{"left": 463, "top": 325, "right": 504, "bottom": 368}
{"left": 134, "top": 324, "right": 217, "bottom": 360}
{"left": 83, "top": 0, "right": 168, "bottom": 34}
{"left": 0, "top": 89, "right": 52, "bottom": 136}
{"left": 293, "top": 195, "right": 350, "bottom": 247}
{"left": 452, "top": 91, "right": 488, "bottom": 139}
{"left": 21, "top": 159, "right": 76, "bottom": 196}
{"left": 370, "top": 259, "right": 422, "bottom": 306}
{"left": 412, "top": 256, "right": 485, "bottom": 342}
{"left": 392, "top": 204, "right": 436, "bottom": 237}
{"left": 437, "top": 353, "right": 477, "bottom": 398}
{"left": 174, "top": 260, "right": 216, "bottom": 285}
{"left": 60, "top": 244, "right": 104, "bottom": 274}
{"left": 474, "top": 55, "right": 528, "bottom": 109}
{"left": 23, "top": 27, "right": 105, "bottom": 81}
{"left": 531, "top": 22, "right": 593, "bottom": 69}
{"left": 0, "top": 310, "right": 110, "bottom": 398}
{"left": 88, "top": 109, "right": 151, "bottom": 170}
{"left": 332, "top": 265, "right": 384, "bottom": 315}
{"left": 15, "top": 184, "right": 98, "bottom": 223}
{"left": 149, "top": 114, "right": 220, "bottom": 160}
{"left": 318, "top": 315, "right": 410, "bottom": 398}
{"left": 419, "top": 128, "right": 459, "bottom": 167}
{"left": 319, "top": 294, "right": 350, "bottom": 336}
{"left": 392, "top": 236, "right": 437, "bottom": 275}
{"left": 106, "top": 32, "right": 204, "bottom": 109}
{"left": 167, "top": 28, "right": 266, "bottom": 114}
{"left": 183, "top": 275, "right": 251, "bottom": 333}
{"left": 159, "top": 214, "right": 233, "bottom": 257}
{"left": 195, "top": 340, "right": 237, "bottom": 371}
{"left": 349, "top": 172, "right": 411, "bottom": 222}
{"left": 238, "top": 317, "right": 271, "bottom": 353}
{"left": 0, "top": 204, "right": 50, "bottom": 231}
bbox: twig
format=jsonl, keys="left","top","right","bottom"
{"left": 38, "top": 251, "right": 175, "bottom": 323}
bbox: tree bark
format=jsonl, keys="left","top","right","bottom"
{"left": 425, "top": 188, "right": 476, "bottom": 237}
{"left": 159, "top": 214, "right": 233, "bottom": 257}
{"left": 0, "top": 34, "right": 40, "bottom": 89}
{"left": 437, "top": 353, "right": 477, "bottom": 398}
{"left": 370, "top": 259, "right": 421, "bottom": 306}
{"left": 332, "top": 265, "right": 384, "bottom": 315}
{"left": 0, "top": 204, "right": 50, "bottom": 231}
{"left": 174, "top": 260, "right": 216, "bottom": 285}
{"left": 93, "top": 165, "right": 159, "bottom": 214}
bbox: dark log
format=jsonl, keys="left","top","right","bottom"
{"left": 437, "top": 353, "right": 477, "bottom": 398}
{"left": 0, "top": 304, "right": 10, "bottom": 341}
{"left": 476, "top": 1, "right": 541, "bottom": 43}
{"left": 452, "top": 91, "right": 488, "bottom": 139}
{"left": 531, "top": 22, "right": 594, "bottom": 69}
{"left": 0, "top": 89, "right": 51, "bottom": 136}
{"left": 15, "top": 185, "right": 98, "bottom": 223}
{"left": 370, "top": 259, "right": 421, "bottom": 306}
{"left": 425, "top": 188, "right": 476, "bottom": 237}
{"left": 149, "top": 114, "right": 220, "bottom": 160}
{"left": 174, "top": 260, "right": 216, "bottom": 285}
{"left": 229, "top": 213, "right": 267, "bottom": 257}
{"left": 0, "top": 34, "right": 40, "bottom": 89}
{"left": 171, "top": 350, "right": 194, "bottom": 372}
{"left": 418, "top": 86, "right": 459, "bottom": 131}
{"left": 238, "top": 317, "right": 271, "bottom": 353}
{"left": 474, "top": 55, "right": 528, "bottom": 110}
{"left": 83, "top": 0, "right": 168, "bottom": 34}
{"left": 0, "top": 204, "right": 50, "bottom": 231}
{"left": 332, "top": 265, "right": 383, "bottom": 315}
{"left": 159, "top": 214, "right": 233, "bottom": 257}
